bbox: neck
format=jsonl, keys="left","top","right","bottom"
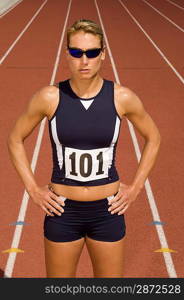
{"left": 69, "top": 74, "right": 103, "bottom": 98}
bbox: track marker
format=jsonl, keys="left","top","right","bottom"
{"left": 4, "top": 0, "right": 72, "bottom": 278}
{"left": 95, "top": 0, "right": 178, "bottom": 278}
{"left": 9, "top": 221, "right": 30, "bottom": 226}
{"left": 154, "top": 248, "right": 177, "bottom": 253}
{"left": 2, "top": 248, "right": 24, "bottom": 253}
{"left": 148, "top": 221, "right": 165, "bottom": 225}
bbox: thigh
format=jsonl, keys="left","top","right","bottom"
{"left": 44, "top": 237, "right": 85, "bottom": 277}
{"left": 86, "top": 236, "right": 125, "bottom": 278}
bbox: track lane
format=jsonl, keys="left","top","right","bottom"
{"left": 143, "top": 0, "right": 184, "bottom": 29}
{"left": 0, "top": 0, "right": 69, "bottom": 278}
{"left": 120, "top": 0, "right": 184, "bottom": 77}
{"left": 0, "top": 0, "right": 23, "bottom": 18}
{"left": 0, "top": 0, "right": 46, "bottom": 58}
{"left": 168, "top": 0, "right": 184, "bottom": 8}
{"left": 1, "top": 0, "right": 183, "bottom": 278}
{"left": 98, "top": 0, "right": 184, "bottom": 277}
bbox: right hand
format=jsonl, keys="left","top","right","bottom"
{"left": 29, "top": 184, "right": 65, "bottom": 216}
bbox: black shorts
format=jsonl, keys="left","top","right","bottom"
{"left": 43, "top": 194, "right": 126, "bottom": 243}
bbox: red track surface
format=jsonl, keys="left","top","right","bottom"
{"left": 0, "top": 0, "right": 183, "bottom": 278}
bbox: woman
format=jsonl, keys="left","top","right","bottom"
{"left": 7, "top": 19, "right": 161, "bottom": 278}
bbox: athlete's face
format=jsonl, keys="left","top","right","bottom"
{"left": 66, "top": 31, "right": 105, "bottom": 79}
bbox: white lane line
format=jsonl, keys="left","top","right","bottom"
{"left": 165, "top": 0, "right": 184, "bottom": 11}
{"left": 0, "top": 0, "right": 48, "bottom": 65}
{"left": 3, "top": 0, "right": 72, "bottom": 279}
{"left": 0, "top": 0, "right": 23, "bottom": 18}
{"left": 142, "top": 0, "right": 184, "bottom": 32}
{"left": 94, "top": 0, "right": 177, "bottom": 278}
{"left": 118, "top": 0, "right": 184, "bottom": 85}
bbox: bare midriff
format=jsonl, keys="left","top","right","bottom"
{"left": 50, "top": 180, "right": 120, "bottom": 201}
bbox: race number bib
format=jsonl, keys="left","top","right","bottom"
{"left": 64, "top": 146, "right": 111, "bottom": 181}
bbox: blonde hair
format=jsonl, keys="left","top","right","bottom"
{"left": 67, "top": 19, "right": 104, "bottom": 48}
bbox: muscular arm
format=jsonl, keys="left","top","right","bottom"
{"left": 122, "top": 88, "right": 161, "bottom": 192}
{"left": 117, "top": 86, "right": 161, "bottom": 193}
{"left": 7, "top": 85, "right": 58, "bottom": 193}
{"left": 108, "top": 86, "right": 161, "bottom": 214}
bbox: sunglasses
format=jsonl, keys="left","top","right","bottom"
{"left": 68, "top": 47, "right": 102, "bottom": 58}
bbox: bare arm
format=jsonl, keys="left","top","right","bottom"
{"left": 7, "top": 86, "right": 65, "bottom": 216}
{"left": 109, "top": 86, "right": 161, "bottom": 214}
{"left": 123, "top": 88, "right": 161, "bottom": 192}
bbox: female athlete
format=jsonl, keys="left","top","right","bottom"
{"left": 7, "top": 19, "right": 161, "bottom": 278}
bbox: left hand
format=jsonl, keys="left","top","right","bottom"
{"left": 108, "top": 182, "right": 139, "bottom": 215}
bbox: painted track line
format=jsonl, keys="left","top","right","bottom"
{"left": 0, "top": 0, "right": 23, "bottom": 18}
{"left": 118, "top": 0, "right": 184, "bottom": 85}
{"left": 0, "top": 0, "right": 48, "bottom": 65}
{"left": 165, "top": 0, "right": 184, "bottom": 11}
{"left": 142, "top": 0, "right": 184, "bottom": 33}
{"left": 4, "top": 0, "right": 72, "bottom": 278}
{"left": 95, "top": 0, "right": 177, "bottom": 278}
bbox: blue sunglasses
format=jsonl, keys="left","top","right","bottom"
{"left": 68, "top": 47, "right": 102, "bottom": 58}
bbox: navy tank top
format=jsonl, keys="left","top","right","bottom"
{"left": 48, "top": 78, "right": 122, "bottom": 186}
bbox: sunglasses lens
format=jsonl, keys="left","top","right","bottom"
{"left": 86, "top": 48, "right": 102, "bottom": 58}
{"left": 68, "top": 48, "right": 102, "bottom": 58}
{"left": 69, "top": 48, "right": 83, "bottom": 58}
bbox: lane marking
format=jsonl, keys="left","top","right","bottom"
{"left": 2, "top": 248, "right": 24, "bottom": 253}
{"left": 9, "top": 221, "right": 30, "bottom": 226}
{"left": 154, "top": 248, "right": 177, "bottom": 253}
{"left": 148, "top": 221, "right": 165, "bottom": 225}
{"left": 95, "top": 0, "right": 177, "bottom": 278}
{"left": 4, "top": 0, "right": 72, "bottom": 278}
{"left": 118, "top": 0, "right": 184, "bottom": 85}
{"left": 165, "top": 0, "right": 184, "bottom": 11}
{"left": 142, "top": 0, "right": 184, "bottom": 32}
{"left": 0, "top": 0, "right": 48, "bottom": 65}
{"left": 0, "top": 0, "right": 23, "bottom": 18}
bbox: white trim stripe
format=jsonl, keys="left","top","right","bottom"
{"left": 51, "top": 117, "right": 63, "bottom": 170}
{"left": 112, "top": 116, "right": 121, "bottom": 144}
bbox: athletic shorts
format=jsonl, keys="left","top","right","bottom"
{"left": 43, "top": 193, "right": 126, "bottom": 243}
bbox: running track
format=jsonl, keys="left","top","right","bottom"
{"left": 0, "top": 0, "right": 183, "bottom": 278}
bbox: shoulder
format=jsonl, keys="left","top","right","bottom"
{"left": 27, "top": 85, "right": 59, "bottom": 118}
{"left": 114, "top": 82, "right": 145, "bottom": 117}
{"left": 37, "top": 85, "right": 59, "bottom": 102}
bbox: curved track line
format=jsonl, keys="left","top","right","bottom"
{"left": 142, "top": 0, "right": 184, "bottom": 32}
{"left": 0, "top": 0, "right": 48, "bottom": 65}
{"left": 95, "top": 0, "right": 177, "bottom": 278}
{"left": 165, "top": 0, "right": 184, "bottom": 11}
{"left": 118, "top": 0, "right": 184, "bottom": 85}
{"left": 0, "top": 0, "right": 23, "bottom": 18}
{"left": 3, "top": 0, "right": 72, "bottom": 278}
